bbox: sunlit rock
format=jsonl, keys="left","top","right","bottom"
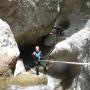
{"left": 14, "top": 59, "right": 26, "bottom": 76}
{"left": 0, "top": 19, "right": 20, "bottom": 76}
{"left": 0, "top": 19, "right": 20, "bottom": 66}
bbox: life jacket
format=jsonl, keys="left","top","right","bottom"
{"left": 33, "top": 51, "right": 42, "bottom": 60}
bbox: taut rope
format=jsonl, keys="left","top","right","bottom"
{"left": 42, "top": 60, "right": 90, "bottom": 66}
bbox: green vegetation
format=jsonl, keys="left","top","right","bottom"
{"left": 9, "top": 73, "right": 47, "bottom": 86}
{"left": 0, "top": 72, "right": 47, "bottom": 90}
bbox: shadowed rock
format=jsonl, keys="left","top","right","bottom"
{"left": 0, "top": 0, "right": 89, "bottom": 45}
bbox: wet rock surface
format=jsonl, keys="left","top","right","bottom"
{"left": 9, "top": 72, "right": 47, "bottom": 86}
{"left": 0, "top": 72, "right": 47, "bottom": 90}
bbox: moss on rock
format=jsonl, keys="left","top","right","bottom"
{"left": 0, "top": 66, "right": 12, "bottom": 76}
{"left": 9, "top": 73, "right": 47, "bottom": 86}
{"left": 0, "top": 72, "right": 47, "bottom": 90}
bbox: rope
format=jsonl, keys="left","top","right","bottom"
{"left": 42, "top": 60, "right": 90, "bottom": 66}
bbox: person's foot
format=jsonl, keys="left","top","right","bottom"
{"left": 36, "top": 69, "right": 39, "bottom": 75}
{"left": 43, "top": 67, "right": 47, "bottom": 74}
{"left": 36, "top": 72, "right": 39, "bottom": 75}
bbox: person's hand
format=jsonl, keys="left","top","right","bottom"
{"left": 38, "top": 60, "right": 40, "bottom": 62}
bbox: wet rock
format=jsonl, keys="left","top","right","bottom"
{"left": 10, "top": 73, "right": 47, "bottom": 86}
{"left": 0, "top": 73, "right": 47, "bottom": 89}
{"left": 0, "top": 66, "right": 12, "bottom": 76}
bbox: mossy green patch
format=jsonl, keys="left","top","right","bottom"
{"left": 9, "top": 73, "right": 47, "bottom": 86}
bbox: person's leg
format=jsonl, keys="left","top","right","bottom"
{"left": 43, "top": 66, "right": 47, "bottom": 73}
{"left": 40, "top": 61, "right": 47, "bottom": 73}
{"left": 36, "top": 64, "right": 39, "bottom": 75}
{"left": 35, "top": 61, "right": 40, "bottom": 75}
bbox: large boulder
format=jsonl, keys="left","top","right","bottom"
{"left": 0, "top": 0, "right": 89, "bottom": 45}
{"left": 50, "top": 19, "right": 90, "bottom": 62}
{"left": 49, "top": 19, "right": 90, "bottom": 89}
{"left": 0, "top": 19, "right": 20, "bottom": 75}
{"left": 0, "top": 0, "right": 61, "bottom": 45}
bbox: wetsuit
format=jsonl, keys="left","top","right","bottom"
{"left": 32, "top": 51, "right": 46, "bottom": 75}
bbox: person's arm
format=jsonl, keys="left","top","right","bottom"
{"left": 32, "top": 52, "right": 36, "bottom": 60}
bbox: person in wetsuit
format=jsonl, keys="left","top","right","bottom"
{"left": 32, "top": 46, "right": 46, "bottom": 75}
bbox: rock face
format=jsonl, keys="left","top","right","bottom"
{"left": 0, "top": 0, "right": 89, "bottom": 45}
{"left": 44, "top": 33, "right": 56, "bottom": 46}
{"left": 49, "top": 20, "right": 90, "bottom": 90}
{"left": 51, "top": 20, "right": 90, "bottom": 62}
{"left": 0, "top": 19, "right": 20, "bottom": 66}
{"left": 0, "top": 0, "right": 61, "bottom": 45}
{"left": 74, "top": 20, "right": 90, "bottom": 90}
